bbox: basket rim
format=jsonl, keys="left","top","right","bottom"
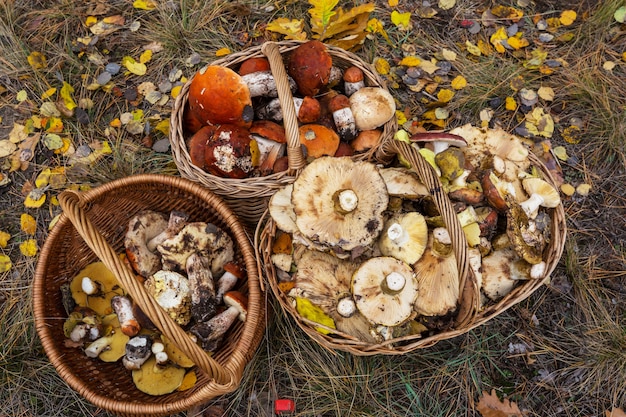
{"left": 169, "top": 40, "right": 398, "bottom": 199}
{"left": 33, "top": 174, "right": 265, "bottom": 415}
{"left": 254, "top": 140, "right": 567, "bottom": 356}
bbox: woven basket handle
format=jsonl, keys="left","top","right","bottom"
{"left": 58, "top": 190, "right": 237, "bottom": 387}
{"left": 261, "top": 41, "right": 306, "bottom": 176}
{"left": 382, "top": 140, "right": 479, "bottom": 326}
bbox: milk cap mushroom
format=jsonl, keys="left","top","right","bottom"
{"left": 378, "top": 212, "right": 428, "bottom": 265}
{"left": 268, "top": 184, "right": 298, "bottom": 234}
{"left": 70, "top": 261, "right": 125, "bottom": 315}
{"left": 187, "top": 65, "right": 253, "bottom": 128}
{"left": 132, "top": 356, "right": 186, "bottom": 396}
{"left": 125, "top": 210, "right": 169, "bottom": 278}
{"left": 291, "top": 157, "right": 389, "bottom": 253}
{"left": 351, "top": 256, "right": 418, "bottom": 326}
{"left": 349, "top": 87, "right": 396, "bottom": 131}
{"left": 287, "top": 40, "right": 333, "bottom": 96}
{"left": 379, "top": 167, "right": 429, "bottom": 199}
{"left": 298, "top": 124, "right": 340, "bottom": 159}
{"left": 506, "top": 202, "right": 546, "bottom": 265}
{"left": 519, "top": 177, "right": 561, "bottom": 219}
{"left": 412, "top": 232, "right": 460, "bottom": 317}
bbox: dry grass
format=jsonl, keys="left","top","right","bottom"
{"left": 1, "top": 0, "right": 625, "bottom": 416}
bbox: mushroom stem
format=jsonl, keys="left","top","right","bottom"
{"left": 122, "top": 335, "right": 153, "bottom": 370}
{"left": 334, "top": 189, "right": 359, "bottom": 214}
{"left": 147, "top": 211, "right": 189, "bottom": 252}
{"left": 84, "top": 335, "right": 113, "bottom": 358}
{"left": 111, "top": 295, "right": 141, "bottom": 337}
{"left": 186, "top": 253, "right": 218, "bottom": 323}
{"left": 215, "top": 262, "right": 244, "bottom": 304}
{"left": 384, "top": 272, "right": 406, "bottom": 293}
{"left": 189, "top": 291, "right": 247, "bottom": 352}
{"left": 519, "top": 193, "right": 544, "bottom": 219}
{"left": 336, "top": 296, "right": 357, "bottom": 318}
{"left": 386, "top": 222, "right": 408, "bottom": 245}
{"left": 81, "top": 276, "right": 102, "bottom": 296}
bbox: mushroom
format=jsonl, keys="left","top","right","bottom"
{"left": 298, "top": 124, "right": 340, "bottom": 159}
{"left": 186, "top": 65, "right": 253, "bottom": 128}
{"left": 506, "top": 202, "right": 546, "bottom": 265}
{"left": 122, "top": 335, "right": 153, "bottom": 370}
{"left": 351, "top": 256, "right": 418, "bottom": 326}
{"left": 349, "top": 129, "right": 382, "bottom": 153}
{"left": 144, "top": 270, "right": 192, "bottom": 326}
{"left": 268, "top": 184, "right": 298, "bottom": 234}
{"left": 70, "top": 261, "right": 126, "bottom": 315}
{"left": 157, "top": 222, "right": 234, "bottom": 277}
{"left": 241, "top": 70, "right": 297, "bottom": 98}
{"left": 410, "top": 132, "right": 468, "bottom": 155}
{"left": 349, "top": 87, "right": 396, "bottom": 131}
{"left": 125, "top": 210, "right": 169, "bottom": 278}
{"left": 249, "top": 120, "right": 287, "bottom": 175}
{"left": 146, "top": 211, "right": 190, "bottom": 252}
{"left": 378, "top": 212, "right": 428, "bottom": 265}
{"left": 255, "top": 96, "right": 321, "bottom": 124}
{"left": 291, "top": 157, "right": 389, "bottom": 254}
{"left": 215, "top": 262, "right": 245, "bottom": 304}
{"left": 69, "top": 319, "right": 102, "bottom": 344}
{"left": 187, "top": 125, "right": 217, "bottom": 171}
{"left": 287, "top": 40, "right": 333, "bottom": 96}
{"left": 481, "top": 170, "right": 515, "bottom": 213}
{"left": 481, "top": 249, "right": 524, "bottom": 301}
{"left": 132, "top": 356, "right": 186, "bottom": 396}
{"left": 328, "top": 94, "right": 358, "bottom": 141}
{"left": 189, "top": 291, "right": 247, "bottom": 352}
{"left": 379, "top": 167, "right": 429, "bottom": 199}
{"left": 289, "top": 249, "right": 376, "bottom": 342}
{"left": 238, "top": 57, "right": 270, "bottom": 75}
{"left": 435, "top": 147, "right": 466, "bottom": 183}
{"left": 203, "top": 124, "right": 258, "bottom": 179}
{"left": 186, "top": 252, "right": 218, "bottom": 323}
{"left": 412, "top": 231, "right": 460, "bottom": 317}
{"left": 343, "top": 66, "right": 365, "bottom": 96}
{"left": 518, "top": 177, "right": 561, "bottom": 219}
{"left": 160, "top": 334, "right": 195, "bottom": 368}
{"left": 98, "top": 314, "right": 131, "bottom": 362}
{"left": 111, "top": 295, "right": 141, "bottom": 337}
{"left": 84, "top": 334, "right": 114, "bottom": 358}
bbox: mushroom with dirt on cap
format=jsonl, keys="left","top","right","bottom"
{"left": 351, "top": 256, "right": 418, "bottom": 327}
{"left": 189, "top": 291, "right": 247, "bottom": 352}
{"left": 291, "top": 157, "right": 389, "bottom": 256}
{"left": 249, "top": 120, "right": 287, "bottom": 175}
{"left": 144, "top": 270, "right": 193, "bottom": 326}
{"left": 125, "top": 210, "right": 169, "bottom": 278}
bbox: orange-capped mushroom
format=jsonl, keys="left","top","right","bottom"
{"left": 299, "top": 124, "right": 340, "bottom": 159}
{"left": 187, "top": 65, "right": 254, "bottom": 128}
{"left": 187, "top": 125, "right": 216, "bottom": 170}
{"left": 287, "top": 40, "right": 333, "bottom": 97}
{"left": 238, "top": 57, "right": 270, "bottom": 75}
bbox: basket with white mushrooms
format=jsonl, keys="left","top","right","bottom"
{"left": 256, "top": 123, "right": 566, "bottom": 355}
{"left": 62, "top": 209, "right": 248, "bottom": 395}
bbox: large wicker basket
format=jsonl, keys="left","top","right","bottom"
{"left": 255, "top": 138, "right": 567, "bottom": 356}
{"left": 33, "top": 175, "right": 265, "bottom": 416}
{"left": 170, "top": 40, "right": 398, "bottom": 226}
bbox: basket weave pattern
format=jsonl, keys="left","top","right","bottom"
{"left": 256, "top": 140, "right": 566, "bottom": 356}
{"left": 170, "top": 41, "right": 398, "bottom": 226}
{"left": 33, "top": 175, "right": 265, "bottom": 416}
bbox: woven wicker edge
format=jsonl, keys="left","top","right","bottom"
{"left": 254, "top": 143, "right": 566, "bottom": 356}
{"left": 33, "top": 174, "right": 265, "bottom": 416}
{"left": 169, "top": 40, "right": 398, "bottom": 200}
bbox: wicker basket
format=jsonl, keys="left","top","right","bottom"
{"left": 170, "top": 40, "right": 398, "bottom": 226}
{"left": 33, "top": 175, "right": 265, "bottom": 417}
{"left": 255, "top": 139, "right": 567, "bottom": 356}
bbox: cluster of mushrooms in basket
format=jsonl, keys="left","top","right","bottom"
{"left": 62, "top": 211, "right": 245, "bottom": 395}
{"left": 267, "top": 123, "right": 561, "bottom": 342}
{"left": 184, "top": 40, "right": 396, "bottom": 178}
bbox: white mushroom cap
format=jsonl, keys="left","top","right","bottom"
{"left": 351, "top": 257, "right": 418, "bottom": 326}
{"left": 291, "top": 157, "right": 389, "bottom": 252}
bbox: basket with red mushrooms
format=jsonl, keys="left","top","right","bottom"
{"left": 266, "top": 124, "right": 562, "bottom": 345}
{"left": 62, "top": 210, "right": 247, "bottom": 395}
{"left": 184, "top": 40, "right": 396, "bottom": 178}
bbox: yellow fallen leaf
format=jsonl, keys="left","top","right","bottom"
{"left": 507, "top": 36, "right": 529, "bottom": 50}
{"left": 110, "top": 118, "right": 122, "bottom": 128}
{"left": 0, "top": 231, "right": 10, "bottom": 248}
{"left": 466, "top": 40, "right": 481, "bottom": 56}
{"left": 21, "top": 213, "right": 37, "bottom": 235}
{"left": 525, "top": 107, "right": 554, "bottom": 138}
{"left": 399, "top": 56, "right": 421, "bottom": 67}
{"left": 54, "top": 136, "right": 73, "bottom": 155}
{"left": 396, "top": 110, "right": 407, "bottom": 126}
{"left": 559, "top": 10, "right": 576, "bottom": 26}
{"left": 603, "top": 61, "right": 616, "bottom": 71}
{"left": 490, "top": 27, "right": 508, "bottom": 53}
{"left": 154, "top": 119, "right": 170, "bottom": 136}
{"left": 27, "top": 51, "right": 47, "bottom": 70}
{"left": 388, "top": 0, "right": 398, "bottom": 6}
{"left": 476, "top": 389, "right": 523, "bottom": 417}
{"left": 139, "top": 49, "right": 153, "bottom": 64}
{"left": 0, "top": 140, "right": 17, "bottom": 158}
{"left": 48, "top": 214, "right": 61, "bottom": 231}
{"left": 451, "top": 75, "right": 467, "bottom": 90}
{"left": 265, "top": 18, "right": 306, "bottom": 41}
{"left": 60, "top": 82, "right": 77, "bottom": 112}
{"left": 438, "top": 0, "right": 456, "bottom": 10}
{"left": 477, "top": 39, "right": 492, "bottom": 56}
{"left": 9, "top": 123, "right": 28, "bottom": 144}
{"left": 16, "top": 90, "right": 28, "bottom": 102}
{"left": 0, "top": 254, "right": 11, "bottom": 272}
{"left": 419, "top": 60, "right": 439, "bottom": 74}
{"left": 85, "top": 16, "right": 98, "bottom": 27}
{"left": 505, "top": 96, "right": 517, "bottom": 111}
{"left": 20, "top": 239, "right": 39, "bottom": 257}
{"left": 133, "top": 0, "right": 157, "bottom": 10}
{"left": 24, "top": 190, "right": 46, "bottom": 208}
{"left": 41, "top": 88, "right": 57, "bottom": 100}
{"left": 215, "top": 47, "right": 231, "bottom": 57}
{"left": 44, "top": 117, "right": 64, "bottom": 133}
{"left": 122, "top": 56, "right": 147, "bottom": 76}
{"left": 537, "top": 86, "right": 554, "bottom": 101}
{"left": 171, "top": 85, "right": 182, "bottom": 99}
{"left": 561, "top": 125, "right": 582, "bottom": 144}
{"left": 437, "top": 88, "right": 454, "bottom": 103}
{"left": 366, "top": 18, "right": 390, "bottom": 43}
{"left": 295, "top": 297, "right": 335, "bottom": 334}
{"left": 441, "top": 48, "right": 457, "bottom": 61}
{"left": 374, "top": 57, "right": 390, "bottom": 75}
{"left": 390, "top": 11, "right": 411, "bottom": 28}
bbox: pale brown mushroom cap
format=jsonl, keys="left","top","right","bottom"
{"left": 351, "top": 256, "right": 418, "bottom": 326}
{"left": 349, "top": 87, "right": 396, "bottom": 131}
{"left": 378, "top": 212, "right": 429, "bottom": 265}
{"left": 268, "top": 184, "right": 298, "bottom": 234}
{"left": 379, "top": 167, "right": 430, "bottom": 198}
{"left": 291, "top": 157, "right": 389, "bottom": 252}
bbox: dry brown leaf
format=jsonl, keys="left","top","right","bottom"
{"left": 476, "top": 390, "right": 524, "bottom": 417}
{"left": 606, "top": 408, "right": 626, "bottom": 417}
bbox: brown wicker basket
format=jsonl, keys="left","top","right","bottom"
{"left": 170, "top": 40, "right": 398, "bottom": 226}
{"left": 255, "top": 138, "right": 567, "bottom": 356}
{"left": 33, "top": 175, "right": 265, "bottom": 417}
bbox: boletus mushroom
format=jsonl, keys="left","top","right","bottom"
{"left": 287, "top": 40, "right": 333, "bottom": 96}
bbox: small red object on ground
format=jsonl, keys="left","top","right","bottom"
{"left": 274, "top": 398, "right": 295, "bottom": 414}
